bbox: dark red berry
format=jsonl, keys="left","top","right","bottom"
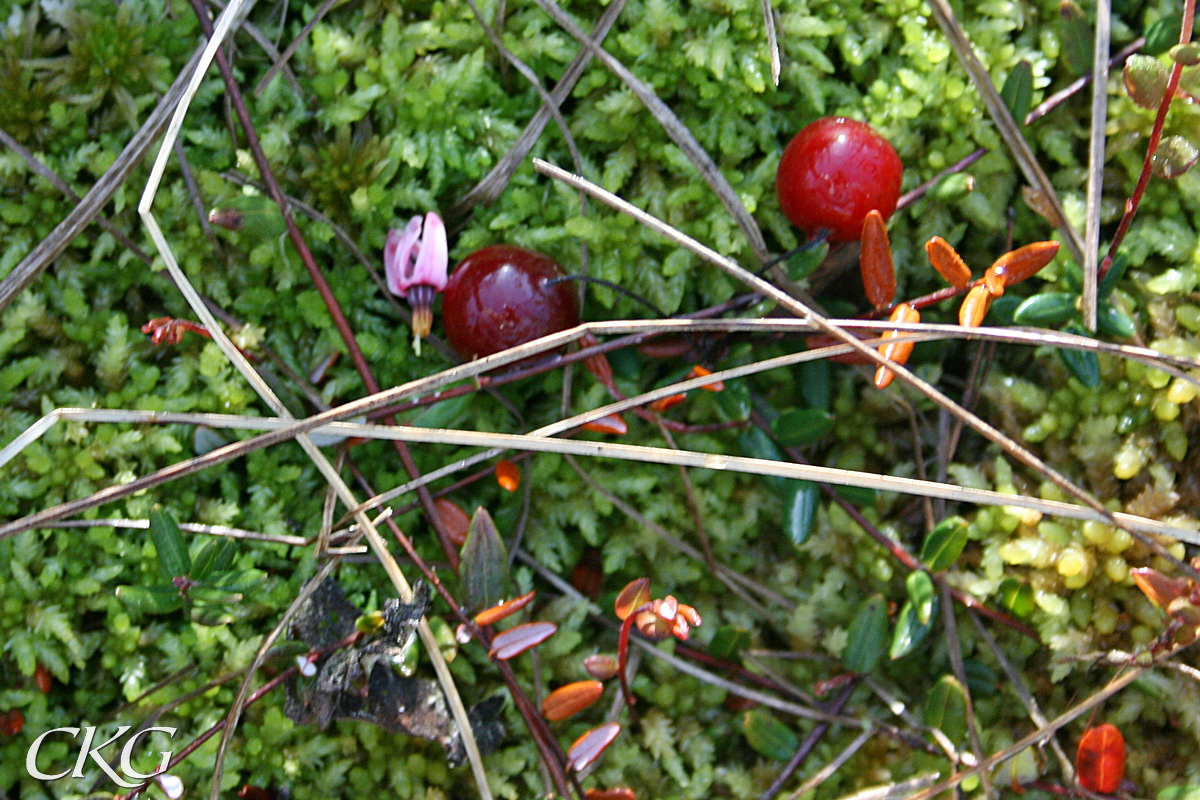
{"left": 442, "top": 245, "right": 580, "bottom": 361}
{"left": 776, "top": 117, "right": 903, "bottom": 242}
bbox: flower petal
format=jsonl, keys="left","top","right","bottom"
{"left": 385, "top": 216, "right": 423, "bottom": 297}
{"left": 414, "top": 211, "right": 449, "bottom": 292}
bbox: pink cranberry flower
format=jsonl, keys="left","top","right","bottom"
{"left": 385, "top": 212, "right": 448, "bottom": 348}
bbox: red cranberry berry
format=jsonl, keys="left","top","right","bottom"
{"left": 776, "top": 117, "right": 903, "bottom": 242}
{"left": 442, "top": 245, "right": 581, "bottom": 360}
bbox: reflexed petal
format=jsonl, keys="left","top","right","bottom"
{"left": 413, "top": 211, "right": 449, "bottom": 292}
{"left": 385, "top": 216, "right": 423, "bottom": 297}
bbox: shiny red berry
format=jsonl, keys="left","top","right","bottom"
{"left": 776, "top": 117, "right": 903, "bottom": 242}
{"left": 442, "top": 245, "right": 581, "bottom": 360}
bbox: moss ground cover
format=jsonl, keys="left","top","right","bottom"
{"left": 3, "top": 0, "right": 1200, "bottom": 796}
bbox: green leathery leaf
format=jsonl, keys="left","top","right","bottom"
{"left": 742, "top": 708, "right": 799, "bottom": 761}
{"left": 1059, "top": 0, "right": 1093, "bottom": 76}
{"left": 115, "top": 584, "right": 185, "bottom": 615}
{"left": 771, "top": 408, "right": 834, "bottom": 447}
{"left": 1157, "top": 786, "right": 1200, "bottom": 800}
{"left": 1012, "top": 292, "right": 1076, "bottom": 326}
{"left": 906, "top": 571, "right": 937, "bottom": 624}
{"left": 190, "top": 537, "right": 237, "bottom": 582}
{"left": 1097, "top": 301, "right": 1137, "bottom": 338}
{"left": 781, "top": 480, "right": 819, "bottom": 546}
{"left": 843, "top": 594, "right": 888, "bottom": 674}
{"left": 190, "top": 604, "right": 236, "bottom": 626}
{"left": 998, "top": 577, "right": 1035, "bottom": 618}
{"left": 715, "top": 378, "right": 751, "bottom": 421}
{"left": 708, "top": 626, "right": 752, "bottom": 661}
{"left": 461, "top": 507, "right": 511, "bottom": 612}
{"left": 1145, "top": 11, "right": 1184, "bottom": 55}
{"left": 1000, "top": 60, "right": 1033, "bottom": 125}
{"left": 798, "top": 359, "right": 831, "bottom": 412}
{"left": 739, "top": 427, "right": 785, "bottom": 492}
{"left": 1097, "top": 252, "right": 1128, "bottom": 299}
{"left": 787, "top": 240, "right": 828, "bottom": 281}
{"left": 889, "top": 595, "right": 938, "bottom": 660}
{"left": 149, "top": 508, "right": 190, "bottom": 580}
{"left": 831, "top": 485, "right": 876, "bottom": 506}
{"left": 1058, "top": 322, "right": 1101, "bottom": 387}
{"left": 188, "top": 586, "right": 245, "bottom": 605}
{"left": 924, "top": 674, "right": 968, "bottom": 743}
{"left": 920, "top": 516, "right": 969, "bottom": 571}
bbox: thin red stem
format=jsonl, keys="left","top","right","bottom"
{"left": 1100, "top": 0, "right": 1196, "bottom": 278}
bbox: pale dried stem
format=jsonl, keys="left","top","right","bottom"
{"left": 924, "top": 0, "right": 1087, "bottom": 265}
{"left": 8, "top": 405, "right": 1199, "bottom": 546}
{"left": 937, "top": 580, "right": 993, "bottom": 798}
{"left": 130, "top": 0, "right": 490, "bottom": 795}
{"left": 1083, "top": 0, "right": 1112, "bottom": 330}
{"left": 969, "top": 611, "right": 1074, "bottom": 781}
{"left": 531, "top": 159, "right": 1195, "bottom": 575}
{"left": 907, "top": 665, "right": 1150, "bottom": 800}
{"left": 0, "top": 45, "right": 203, "bottom": 312}
{"left": 528, "top": 0, "right": 773, "bottom": 265}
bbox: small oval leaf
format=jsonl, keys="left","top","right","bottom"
{"left": 920, "top": 516, "right": 969, "bottom": 571}
{"left": 614, "top": 578, "right": 651, "bottom": 621}
{"left": 116, "top": 585, "right": 185, "bottom": 615}
{"left": 781, "top": 480, "right": 819, "bottom": 546}
{"left": 772, "top": 408, "right": 834, "bottom": 447}
{"left": 924, "top": 674, "right": 968, "bottom": 743}
{"left": 190, "top": 537, "right": 237, "bottom": 583}
{"left": 1097, "top": 302, "right": 1137, "bottom": 338}
{"left": 495, "top": 458, "right": 521, "bottom": 492}
{"left": 1151, "top": 135, "right": 1200, "bottom": 180}
{"left": 889, "top": 598, "right": 937, "bottom": 660}
{"left": 998, "top": 577, "right": 1035, "bottom": 618}
{"left": 149, "top": 509, "right": 190, "bottom": 580}
{"left": 543, "top": 680, "right": 604, "bottom": 721}
{"left": 488, "top": 621, "right": 557, "bottom": 660}
{"left": 461, "top": 507, "right": 511, "bottom": 612}
{"left": 1058, "top": 322, "right": 1101, "bottom": 387}
{"left": 715, "top": 378, "right": 752, "bottom": 421}
{"left": 1000, "top": 60, "right": 1034, "bottom": 124}
{"left": 906, "top": 570, "right": 937, "bottom": 624}
{"left": 567, "top": 722, "right": 621, "bottom": 771}
{"left": 843, "top": 595, "right": 889, "bottom": 674}
{"left": 1012, "top": 292, "right": 1077, "bottom": 326}
{"left": 742, "top": 708, "right": 799, "bottom": 761}
{"left": 474, "top": 590, "right": 537, "bottom": 627}
{"left": 434, "top": 498, "right": 471, "bottom": 547}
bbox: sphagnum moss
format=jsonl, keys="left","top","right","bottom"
{"left": 5, "top": 0, "right": 1200, "bottom": 794}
